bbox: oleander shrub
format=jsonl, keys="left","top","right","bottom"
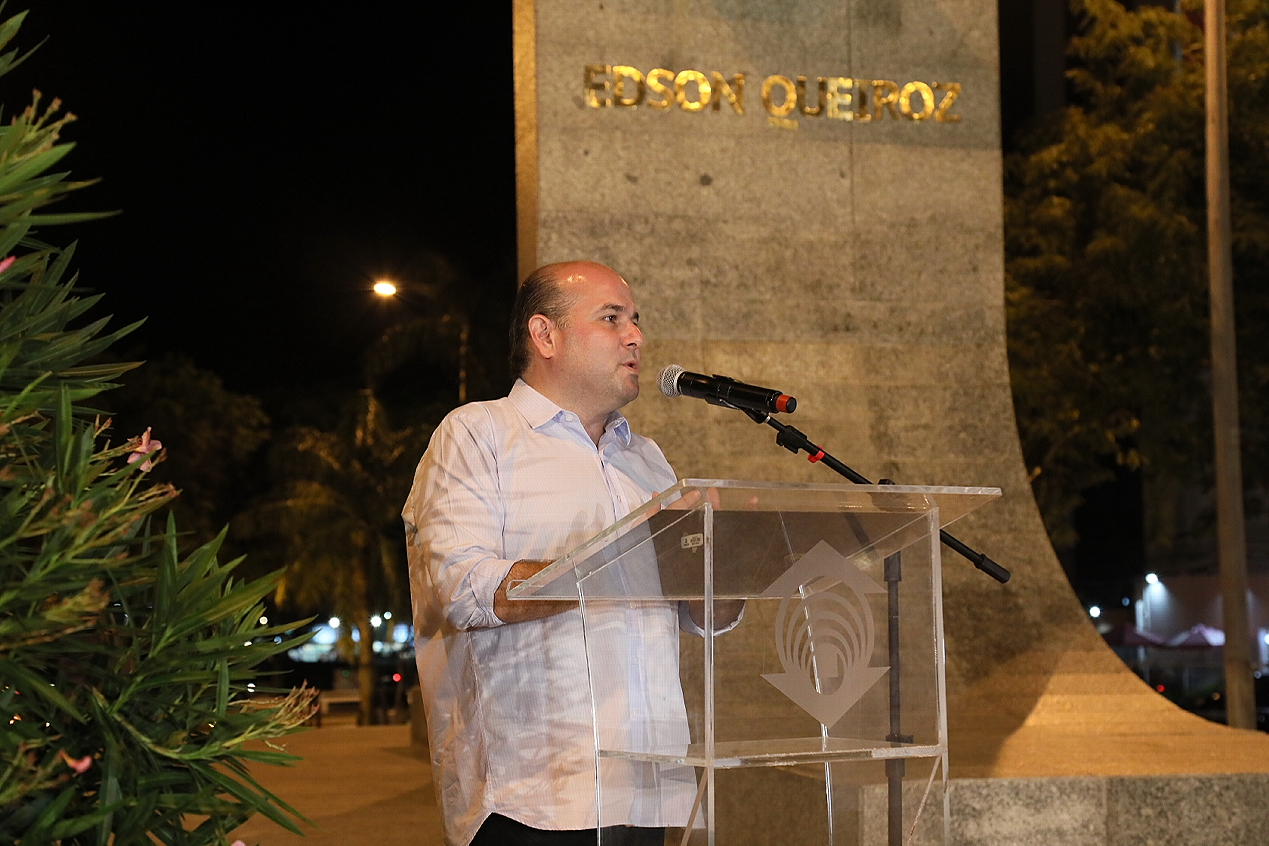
{"left": 0, "top": 10, "right": 315, "bottom": 844}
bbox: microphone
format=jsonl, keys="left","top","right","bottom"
{"left": 657, "top": 365, "right": 797, "bottom": 414}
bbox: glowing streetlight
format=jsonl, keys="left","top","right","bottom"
{"left": 329, "top": 616, "right": 341, "bottom": 629}
{"left": 372, "top": 281, "right": 469, "bottom": 404}
{"left": 1145, "top": 573, "right": 1159, "bottom": 585}
{"left": 1089, "top": 606, "right": 1101, "bottom": 619}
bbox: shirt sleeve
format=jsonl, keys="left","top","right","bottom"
{"left": 403, "top": 409, "right": 516, "bottom": 631}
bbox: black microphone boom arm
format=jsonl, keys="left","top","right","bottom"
{"left": 737, "top": 406, "right": 1011, "bottom": 583}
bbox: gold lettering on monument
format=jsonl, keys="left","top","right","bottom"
{"left": 933, "top": 82, "right": 962, "bottom": 123}
{"left": 710, "top": 72, "right": 745, "bottom": 114}
{"left": 854, "top": 82, "right": 872, "bottom": 122}
{"left": 871, "top": 80, "right": 901, "bottom": 121}
{"left": 612, "top": 65, "right": 645, "bottom": 107}
{"left": 675, "top": 70, "right": 712, "bottom": 111}
{"left": 581, "top": 65, "right": 964, "bottom": 126}
{"left": 646, "top": 68, "right": 675, "bottom": 110}
{"left": 825, "top": 77, "right": 853, "bottom": 121}
{"left": 760, "top": 75, "right": 797, "bottom": 118}
{"left": 898, "top": 81, "right": 935, "bottom": 120}
{"left": 797, "top": 76, "right": 826, "bottom": 117}
{"left": 584, "top": 64, "right": 612, "bottom": 108}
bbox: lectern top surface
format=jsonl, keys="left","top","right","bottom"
{"left": 508, "top": 479, "right": 999, "bottom": 599}
{"left": 666, "top": 479, "right": 1000, "bottom": 514}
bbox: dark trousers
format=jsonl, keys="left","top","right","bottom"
{"left": 471, "top": 813, "right": 665, "bottom": 846}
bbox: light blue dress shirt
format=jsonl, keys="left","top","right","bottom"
{"left": 404, "top": 380, "right": 696, "bottom": 845}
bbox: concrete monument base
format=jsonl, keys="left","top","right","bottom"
{"left": 950, "top": 773, "right": 1269, "bottom": 846}
{"left": 515, "top": 0, "right": 1269, "bottom": 839}
{"left": 716, "top": 759, "right": 1269, "bottom": 845}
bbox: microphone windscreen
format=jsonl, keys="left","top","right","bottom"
{"left": 657, "top": 364, "right": 685, "bottom": 398}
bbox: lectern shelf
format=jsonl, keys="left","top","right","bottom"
{"left": 598, "top": 737, "right": 947, "bottom": 769}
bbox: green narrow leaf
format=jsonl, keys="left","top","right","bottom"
{"left": 216, "top": 658, "right": 229, "bottom": 718}
{"left": 0, "top": 218, "right": 30, "bottom": 254}
{"left": 0, "top": 660, "right": 86, "bottom": 721}
{"left": 22, "top": 210, "right": 115, "bottom": 226}
{"left": 0, "top": 11, "right": 32, "bottom": 57}
{"left": 56, "top": 360, "right": 143, "bottom": 380}
{"left": 54, "top": 383, "right": 72, "bottom": 484}
{"left": 47, "top": 807, "right": 114, "bottom": 840}
{"left": 196, "top": 765, "right": 308, "bottom": 835}
{"left": 26, "top": 782, "right": 77, "bottom": 835}
{"left": 152, "top": 516, "right": 178, "bottom": 633}
{"left": 95, "top": 743, "right": 121, "bottom": 846}
{"left": 0, "top": 141, "right": 77, "bottom": 196}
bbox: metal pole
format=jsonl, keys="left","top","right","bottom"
{"left": 1205, "top": 0, "right": 1255, "bottom": 729}
{"left": 884, "top": 551, "right": 906, "bottom": 846}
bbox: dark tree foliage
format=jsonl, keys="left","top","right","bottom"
{"left": 106, "top": 354, "right": 271, "bottom": 550}
{"left": 1005, "top": 0, "right": 1269, "bottom": 555}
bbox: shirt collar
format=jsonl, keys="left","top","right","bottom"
{"left": 509, "top": 379, "right": 632, "bottom": 446}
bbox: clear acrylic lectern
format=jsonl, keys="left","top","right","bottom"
{"left": 510, "top": 479, "right": 1000, "bottom": 846}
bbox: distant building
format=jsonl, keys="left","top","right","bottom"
{"left": 1135, "top": 573, "right": 1269, "bottom": 668}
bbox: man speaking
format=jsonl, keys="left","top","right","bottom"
{"left": 404, "top": 261, "right": 694, "bottom": 846}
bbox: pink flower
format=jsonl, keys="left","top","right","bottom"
{"left": 232, "top": 841, "right": 246, "bottom": 846}
{"left": 0, "top": 256, "right": 14, "bottom": 275}
{"left": 57, "top": 749, "right": 92, "bottom": 774}
{"left": 127, "top": 427, "right": 163, "bottom": 471}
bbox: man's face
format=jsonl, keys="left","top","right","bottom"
{"left": 551, "top": 267, "right": 643, "bottom": 415}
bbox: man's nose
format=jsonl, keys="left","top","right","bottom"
{"left": 626, "top": 322, "right": 643, "bottom": 348}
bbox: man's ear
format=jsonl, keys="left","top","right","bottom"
{"left": 527, "top": 314, "right": 556, "bottom": 360}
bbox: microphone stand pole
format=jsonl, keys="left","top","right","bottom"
{"left": 735, "top": 406, "right": 1012, "bottom": 584}
{"left": 725, "top": 404, "right": 1008, "bottom": 846}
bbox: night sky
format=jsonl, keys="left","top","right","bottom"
{"left": 0, "top": 3, "right": 1047, "bottom": 400}
{"left": 0, "top": 2, "right": 1049, "bottom": 395}
{"left": 0, "top": 2, "right": 517, "bottom": 403}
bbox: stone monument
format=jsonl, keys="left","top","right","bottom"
{"left": 514, "top": 1, "right": 1269, "bottom": 841}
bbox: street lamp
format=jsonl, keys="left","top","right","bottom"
{"left": 372, "top": 279, "right": 469, "bottom": 404}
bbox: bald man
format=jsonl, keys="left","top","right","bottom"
{"left": 404, "top": 262, "right": 694, "bottom": 846}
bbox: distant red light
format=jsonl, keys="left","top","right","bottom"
{"left": 1155, "top": 684, "right": 1166, "bottom": 693}
{"left": 392, "top": 673, "right": 402, "bottom": 683}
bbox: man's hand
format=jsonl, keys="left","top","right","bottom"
{"left": 687, "top": 599, "right": 746, "bottom": 631}
{"left": 493, "top": 560, "right": 577, "bottom": 624}
{"left": 671, "top": 485, "right": 750, "bottom": 631}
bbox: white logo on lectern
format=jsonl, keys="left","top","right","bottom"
{"left": 760, "top": 540, "right": 888, "bottom": 727}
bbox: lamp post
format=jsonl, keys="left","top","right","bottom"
{"left": 373, "top": 278, "right": 470, "bottom": 405}
{"left": 1204, "top": 0, "right": 1255, "bottom": 730}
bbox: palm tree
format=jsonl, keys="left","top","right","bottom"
{"left": 240, "top": 390, "right": 430, "bottom": 725}
{"left": 244, "top": 255, "right": 510, "bottom": 725}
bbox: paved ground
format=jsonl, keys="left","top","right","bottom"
{"left": 230, "top": 719, "right": 445, "bottom": 846}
